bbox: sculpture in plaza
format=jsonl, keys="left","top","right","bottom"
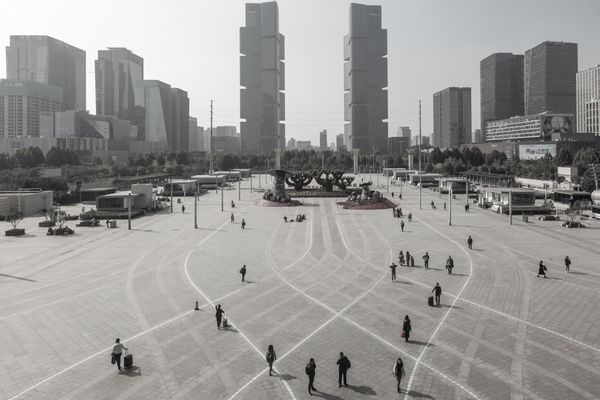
{"left": 263, "top": 169, "right": 300, "bottom": 205}
{"left": 285, "top": 172, "right": 313, "bottom": 191}
{"left": 336, "top": 175, "right": 355, "bottom": 190}
{"left": 312, "top": 168, "right": 338, "bottom": 192}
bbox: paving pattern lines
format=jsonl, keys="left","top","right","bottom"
{"left": 4, "top": 208, "right": 250, "bottom": 400}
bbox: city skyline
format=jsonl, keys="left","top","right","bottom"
{"left": 1, "top": 0, "right": 599, "bottom": 146}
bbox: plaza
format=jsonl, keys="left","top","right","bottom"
{"left": 1, "top": 176, "right": 600, "bottom": 400}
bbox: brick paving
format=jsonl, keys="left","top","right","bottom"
{"left": 1, "top": 178, "right": 600, "bottom": 399}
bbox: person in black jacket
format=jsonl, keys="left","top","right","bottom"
{"left": 336, "top": 352, "right": 351, "bottom": 387}
{"left": 266, "top": 344, "right": 276, "bottom": 376}
{"left": 215, "top": 304, "right": 225, "bottom": 330}
{"left": 402, "top": 315, "right": 411, "bottom": 342}
{"left": 432, "top": 283, "right": 442, "bottom": 306}
{"left": 305, "top": 358, "right": 317, "bottom": 395}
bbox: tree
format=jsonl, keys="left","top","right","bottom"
{"left": 430, "top": 148, "right": 444, "bottom": 164}
{"left": 573, "top": 147, "right": 599, "bottom": 170}
{"left": 555, "top": 148, "right": 573, "bottom": 167}
{"left": 6, "top": 211, "right": 23, "bottom": 230}
{"left": 470, "top": 147, "right": 485, "bottom": 167}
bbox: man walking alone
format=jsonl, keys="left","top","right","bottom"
{"left": 432, "top": 282, "right": 442, "bottom": 306}
{"left": 389, "top": 263, "right": 397, "bottom": 282}
{"left": 305, "top": 358, "right": 317, "bottom": 395}
{"left": 336, "top": 352, "right": 351, "bottom": 387}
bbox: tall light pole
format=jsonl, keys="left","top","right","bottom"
{"left": 418, "top": 99, "right": 422, "bottom": 172}
{"left": 194, "top": 181, "right": 198, "bottom": 229}
{"left": 209, "top": 100, "right": 214, "bottom": 174}
{"left": 127, "top": 193, "right": 132, "bottom": 230}
{"left": 509, "top": 189, "right": 513, "bottom": 225}
{"left": 221, "top": 184, "right": 224, "bottom": 212}
{"left": 238, "top": 177, "right": 241, "bottom": 201}
{"left": 448, "top": 184, "right": 452, "bottom": 226}
{"left": 419, "top": 174, "right": 422, "bottom": 210}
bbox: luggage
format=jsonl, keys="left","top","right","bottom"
{"left": 123, "top": 350, "right": 133, "bottom": 369}
{"left": 428, "top": 296, "right": 434, "bottom": 307}
{"left": 222, "top": 317, "right": 228, "bottom": 328}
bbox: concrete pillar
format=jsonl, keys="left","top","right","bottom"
{"left": 353, "top": 149, "right": 360, "bottom": 175}
{"left": 275, "top": 149, "right": 281, "bottom": 170}
{"left": 408, "top": 154, "right": 413, "bottom": 170}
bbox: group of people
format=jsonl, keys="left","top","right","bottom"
{"left": 398, "top": 250, "right": 415, "bottom": 267}
{"left": 284, "top": 214, "right": 306, "bottom": 223}
{"left": 537, "top": 256, "right": 572, "bottom": 278}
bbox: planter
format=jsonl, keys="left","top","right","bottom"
{"left": 5, "top": 228, "right": 25, "bottom": 237}
{"left": 39, "top": 221, "right": 56, "bottom": 227}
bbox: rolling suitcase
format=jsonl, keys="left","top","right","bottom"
{"left": 123, "top": 350, "right": 133, "bottom": 369}
{"left": 222, "top": 317, "right": 228, "bottom": 329}
{"left": 428, "top": 296, "right": 434, "bottom": 307}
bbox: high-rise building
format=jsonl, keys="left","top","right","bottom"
{"left": 576, "top": 65, "right": 600, "bottom": 134}
{"left": 240, "top": 2, "right": 285, "bottom": 153}
{"left": 343, "top": 3, "right": 388, "bottom": 153}
{"left": 189, "top": 117, "right": 200, "bottom": 151}
{"left": 388, "top": 136, "right": 409, "bottom": 155}
{"left": 480, "top": 53, "right": 524, "bottom": 139}
{"left": 6, "top": 35, "right": 85, "bottom": 111}
{"left": 287, "top": 137, "right": 296, "bottom": 150}
{"left": 95, "top": 48, "right": 144, "bottom": 127}
{"left": 0, "top": 79, "right": 63, "bottom": 138}
{"left": 142, "top": 80, "right": 189, "bottom": 151}
{"left": 473, "top": 129, "right": 482, "bottom": 143}
{"left": 524, "top": 41, "right": 578, "bottom": 117}
{"left": 319, "top": 129, "right": 327, "bottom": 151}
{"left": 336, "top": 133, "right": 344, "bottom": 152}
{"left": 296, "top": 140, "right": 311, "bottom": 151}
{"left": 215, "top": 126, "right": 237, "bottom": 137}
{"left": 433, "top": 87, "right": 471, "bottom": 148}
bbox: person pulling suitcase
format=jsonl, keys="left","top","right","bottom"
{"left": 110, "top": 338, "right": 128, "bottom": 372}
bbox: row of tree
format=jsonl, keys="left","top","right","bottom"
{"left": 0, "top": 147, "right": 81, "bottom": 170}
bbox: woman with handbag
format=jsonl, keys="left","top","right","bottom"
{"left": 402, "top": 315, "right": 411, "bottom": 342}
{"left": 393, "top": 357, "right": 405, "bottom": 393}
{"left": 266, "top": 344, "right": 276, "bottom": 376}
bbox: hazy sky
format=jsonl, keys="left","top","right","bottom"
{"left": 1, "top": 0, "right": 599, "bottom": 145}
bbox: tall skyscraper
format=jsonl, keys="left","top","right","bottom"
{"left": 336, "top": 133, "right": 344, "bottom": 151}
{"left": 343, "top": 3, "right": 388, "bottom": 153}
{"left": 320, "top": 129, "right": 327, "bottom": 151}
{"left": 287, "top": 137, "right": 296, "bottom": 150}
{"left": 240, "top": 2, "right": 285, "bottom": 153}
{"left": 142, "top": 80, "right": 189, "bottom": 151}
{"left": 524, "top": 41, "right": 578, "bottom": 117}
{"left": 6, "top": 35, "right": 85, "bottom": 111}
{"left": 0, "top": 79, "right": 62, "bottom": 138}
{"left": 95, "top": 48, "right": 144, "bottom": 126}
{"left": 576, "top": 65, "right": 600, "bottom": 134}
{"left": 480, "top": 53, "right": 524, "bottom": 139}
{"left": 433, "top": 87, "right": 471, "bottom": 148}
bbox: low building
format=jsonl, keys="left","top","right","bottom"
{"left": 96, "top": 192, "right": 144, "bottom": 211}
{"left": 408, "top": 173, "right": 442, "bottom": 187}
{"left": 438, "top": 177, "right": 470, "bottom": 194}
{"left": 388, "top": 136, "right": 410, "bottom": 155}
{"left": 214, "top": 171, "right": 241, "bottom": 182}
{"left": 0, "top": 190, "right": 53, "bottom": 217}
{"left": 191, "top": 174, "right": 226, "bottom": 187}
{"left": 162, "top": 180, "right": 199, "bottom": 196}
{"left": 79, "top": 187, "right": 117, "bottom": 202}
{"left": 478, "top": 187, "right": 536, "bottom": 213}
{"left": 485, "top": 113, "right": 573, "bottom": 142}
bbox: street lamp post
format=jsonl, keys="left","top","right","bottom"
{"left": 194, "top": 181, "right": 198, "bottom": 229}
{"left": 419, "top": 174, "right": 422, "bottom": 210}
{"left": 449, "top": 185, "right": 452, "bottom": 226}
{"left": 509, "top": 189, "right": 513, "bottom": 225}
{"left": 128, "top": 193, "right": 132, "bottom": 230}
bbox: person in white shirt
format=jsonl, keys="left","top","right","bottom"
{"left": 111, "top": 338, "right": 128, "bottom": 371}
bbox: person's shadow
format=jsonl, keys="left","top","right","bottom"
{"left": 118, "top": 366, "right": 142, "bottom": 377}
{"left": 405, "top": 389, "right": 435, "bottom": 399}
{"left": 311, "top": 391, "right": 344, "bottom": 400}
{"left": 347, "top": 384, "right": 377, "bottom": 395}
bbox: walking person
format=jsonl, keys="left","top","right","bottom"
{"left": 266, "top": 345, "right": 276, "bottom": 376}
{"left": 240, "top": 265, "right": 247, "bottom": 282}
{"left": 432, "top": 282, "right": 442, "bottom": 306}
{"left": 465, "top": 204, "right": 469, "bottom": 212}
{"left": 400, "top": 219, "right": 405, "bottom": 232}
{"left": 241, "top": 218, "right": 246, "bottom": 230}
{"left": 446, "top": 256, "right": 454, "bottom": 275}
{"left": 564, "top": 256, "right": 571, "bottom": 273}
{"left": 393, "top": 357, "right": 405, "bottom": 393}
{"left": 110, "top": 338, "right": 128, "bottom": 372}
{"left": 467, "top": 235, "right": 473, "bottom": 250}
{"left": 405, "top": 251, "right": 411, "bottom": 267}
{"left": 231, "top": 200, "right": 235, "bottom": 208}
{"left": 537, "top": 260, "right": 548, "bottom": 278}
{"left": 399, "top": 251, "right": 405, "bottom": 266}
{"left": 215, "top": 304, "right": 225, "bottom": 329}
{"left": 408, "top": 212, "right": 412, "bottom": 222}
{"left": 336, "top": 352, "right": 351, "bottom": 387}
{"left": 391, "top": 192, "right": 395, "bottom": 198}
{"left": 422, "top": 252, "right": 430, "bottom": 269}
{"left": 410, "top": 255, "right": 415, "bottom": 267}
{"left": 305, "top": 358, "right": 317, "bottom": 395}
{"left": 231, "top": 212, "right": 235, "bottom": 223}
{"left": 402, "top": 315, "right": 411, "bottom": 342}
{"left": 389, "top": 262, "right": 397, "bottom": 282}
{"left": 182, "top": 205, "right": 186, "bottom": 213}
{"left": 443, "top": 202, "right": 447, "bottom": 211}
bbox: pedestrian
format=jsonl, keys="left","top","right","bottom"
{"left": 391, "top": 192, "right": 395, "bottom": 198}
{"left": 305, "top": 358, "right": 317, "bottom": 395}
{"left": 465, "top": 204, "right": 469, "bottom": 212}
{"left": 182, "top": 205, "right": 185, "bottom": 213}
{"left": 399, "top": 251, "right": 405, "bottom": 266}
{"left": 410, "top": 255, "right": 415, "bottom": 267}
{"left": 422, "top": 252, "right": 430, "bottom": 269}
{"left": 408, "top": 212, "right": 412, "bottom": 222}
{"left": 241, "top": 218, "right": 246, "bottom": 230}
{"left": 106, "top": 219, "right": 110, "bottom": 228}
{"left": 240, "top": 265, "right": 247, "bottom": 282}
{"left": 537, "top": 260, "right": 548, "bottom": 278}
{"left": 231, "top": 212, "right": 235, "bottom": 223}
{"left": 564, "top": 256, "right": 571, "bottom": 273}
{"left": 432, "top": 282, "right": 442, "bottom": 306}
{"left": 266, "top": 344, "right": 276, "bottom": 376}
{"left": 400, "top": 219, "right": 405, "bottom": 232}
{"left": 393, "top": 357, "right": 405, "bottom": 393}
{"left": 215, "top": 304, "right": 225, "bottom": 329}
{"left": 336, "top": 352, "right": 351, "bottom": 387}
{"left": 284, "top": 216, "right": 288, "bottom": 223}
{"left": 110, "top": 338, "right": 128, "bottom": 372}
{"left": 431, "top": 200, "right": 435, "bottom": 209}
{"left": 389, "top": 262, "right": 397, "bottom": 282}
{"left": 399, "top": 207, "right": 403, "bottom": 217}
{"left": 231, "top": 200, "right": 235, "bottom": 208}
{"left": 467, "top": 235, "right": 473, "bottom": 249}
{"left": 446, "top": 256, "right": 454, "bottom": 274}
{"left": 443, "top": 202, "right": 447, "bottom": 211}
{"left": 405, "top": 251, "right": 411, "bottom": 267}
{"left": 402, "top": 315, "right": 411, "bottom": 342}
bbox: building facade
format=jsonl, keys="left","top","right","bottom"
{"left": 0, "top": 79, "right": 63, "bottom": 138}
{"left": 485, "top": 113, "right": 574, "bottom": 142}
{"left": 480, "top": 53, "right": 524, "bottom": 139}
{"left": 287, "top": 137, "right": 296, "bottom": 150}
{"left": 6, "top": 35, "right": 85, "bottom": 111}
{"left": 240, "top": 1, "right": 285, "bottom": 153}
{"left": 433, "top": 87, "right": 471, "bottom": 148}
{"left": 296, "top": 140, "right": 311, "bottom": 151}
{"left": 336, "top": 133, "right": 344, "bottom": 151}
{"left": 524, "top": 41, "right": 578, "bottom": 117}
{"left": 343, "top": 3, "right": 388, "bottom": 153}
{"left": 95, "top": 48, "right": 144, "bottom": 127}
{"left": 388, "top": 136, "right": 409, "bottom": 155}
{"left": 576, "top": 65, "right": 600, "bottom": 134}
{"left": 319, "top": 129, "right": 327, "bottom": 151}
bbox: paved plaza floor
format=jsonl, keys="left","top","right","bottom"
{"left": 1, "top": 176, "right": 600, "bottom": 400}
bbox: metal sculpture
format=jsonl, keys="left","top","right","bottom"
{"left": 285, "top": 172, "right": 313, "bottom": 190}
{"left": 312, "top": 168, "right": 338, "bottom": 192}
{"left": 263, "top": 169, "right": 298, "bottom": 204}
{"left": 336, "top": 175, "right": 355, "bottom": 190}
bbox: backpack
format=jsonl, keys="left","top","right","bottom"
{"left": 266, "top": 352, "right": 274, "bottom": 363}
{"left": 305, "top": 364, "right": 312, "bottom": 375}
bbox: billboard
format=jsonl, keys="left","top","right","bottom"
{"left": 519, "top": 144, "right": 557, "bottom": 160}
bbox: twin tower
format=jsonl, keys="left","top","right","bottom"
{"left": 240, "top": 2, "right": 388, "bottom": 154}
